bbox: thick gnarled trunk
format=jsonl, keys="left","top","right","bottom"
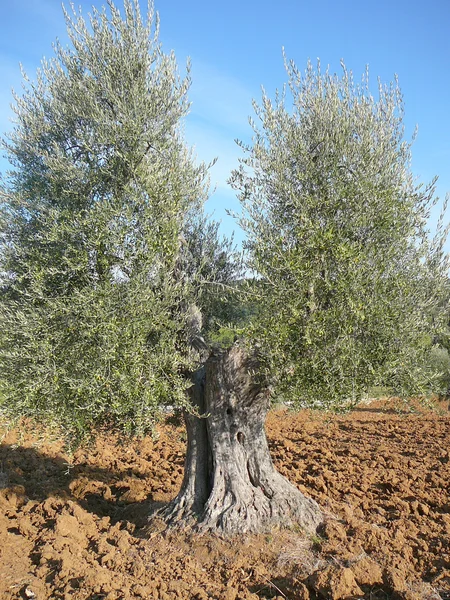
{"left": 159, "top": 346, "right": 323, "bottom": 535}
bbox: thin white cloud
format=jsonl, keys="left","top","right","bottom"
{"left": 188, "top": 60, "right": 256, "bottom": 135}
{"left": 182, "top": 60, "right": 257, "bottom": 220}
{"left": 184, "top": 117, "right": 246, "bottom": 243}
{"left": 178, "top": 60, "right": 258, "bottom": 243}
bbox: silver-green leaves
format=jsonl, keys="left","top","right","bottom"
{"left": 231, "top": 59, "right": 449, "bottom": 408}
{"left": 0, "top": 0, "right": 214, "bottom": 442}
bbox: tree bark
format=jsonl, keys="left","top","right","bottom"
{"left": 158, "top": 346, "right": 323, "bottom": 535}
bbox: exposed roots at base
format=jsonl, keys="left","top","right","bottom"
{"left": 149, "top": 347, "right": 324, "bottom": 537}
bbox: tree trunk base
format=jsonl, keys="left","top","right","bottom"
{"left": 154, "top": 347, "right": 323, "bottom": 536}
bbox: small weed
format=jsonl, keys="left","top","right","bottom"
{"left": 309, "top": 533, "right": 325, "bottom": 547}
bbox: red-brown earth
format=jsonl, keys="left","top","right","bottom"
{"left": 0, "top": 399, "right": 449, "bottom": 600}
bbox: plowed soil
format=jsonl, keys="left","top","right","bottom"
{"left": 1, "top": 399, "right": 449, "bottom": 600}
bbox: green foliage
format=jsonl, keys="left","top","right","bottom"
{"left": 430, "top": 284, "right": 450, "bottom": 394}
{"left": 208, "top": 326, "right": 238, "bottom": 348}
{"left": 231, "top": 58, "right": 450, "bottom": 408}
{"left": 2, "top": 0, "right": 449, "bottom": 443}
{"left": 425, "top": 346, "right": 450, "bottom": 393}
{"left": 0, "top": 0, "right": 234, "bottom": 442}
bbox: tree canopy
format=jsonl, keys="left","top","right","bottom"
{"left": 0, "top": 0, "right": 448, "bottom": 451}
{"left": 231, "top": 58, "right": 449, "bottom": 409}
{"left": 0, "top": 0, "right": 240, "bottom": 442}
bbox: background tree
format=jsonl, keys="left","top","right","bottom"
{"left": 178, "top": 213, "right": 245, "bottom": 341}
{"left": 231, "top": 59, "right": 450, "bottom": 409}
{"left": 430, "top": 275, "right": 450, "bottom": 396}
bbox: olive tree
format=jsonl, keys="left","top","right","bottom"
{"left": 175, "top": 59, "right": 448, "bottom": 538}
{"left": 0, "top": 0, "right": 321, "bottom": 536}
{"left": 0, "top": 0, "right": 214, "bottom": 439}
{"left": 231, "top": 59, "right": 450, "bottom": 409}
{"left": 7, "top": 4, "right": 447, "bottom": 538}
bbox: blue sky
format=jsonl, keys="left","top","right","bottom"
{"left": 0, "top": 0, "right": 449, "bottom": 249}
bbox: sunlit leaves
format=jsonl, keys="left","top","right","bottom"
{"left": 231, "top": 59, "right": 449, "bottom": 408}
{"left": 0, "top": 0, "right": 212, "bottom": 442}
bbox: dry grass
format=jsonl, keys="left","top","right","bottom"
{"left": 277, "top": 535, "right": 325, "bottom": 575}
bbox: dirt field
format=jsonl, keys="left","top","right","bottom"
{"left": 1, "top": 400, "right": 449, "bottom": 600}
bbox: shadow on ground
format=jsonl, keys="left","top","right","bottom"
{"left": 0, "top": 427, "right": 185, "bottom": 528}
